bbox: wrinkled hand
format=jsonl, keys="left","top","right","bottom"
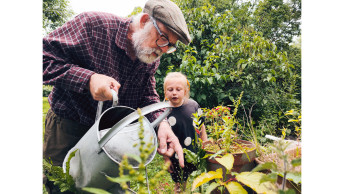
{"left": 89, "top": 73, "right": 121, "bottom": 101}
{"left": 157, "top": 121, "right": 184, "bottom": 168}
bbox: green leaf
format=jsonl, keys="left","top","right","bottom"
{"left": 236, "top": 172, "right": 277, "bottom": 194}
{"left": 66, "top": 149, "right": 78, "bottom": 176}
{"left": 291, "top": 158, "right": 301, "bottom": 167}
{"left": 192, "top": 168, "right": 223, "bottom": 191}
{"left": 251, "top": 162, "right": 278, "bottom": 172}
{"left": 260, "top": 173, "right": 278, "bottom": 184}
{"left": 207, "top": 77, "right": 213, "bottom": 84}
{"left": 205, "top": 182, "right": 221, "bottom": 194}
{"left": 215, "top": 153, "right": 234, "bottom": 171}
{"left": 278, "top": 189, "right": 296, "bottom": 194}
{"left": 201, "top": 94, "right": 207, "bottom": 100}
{"left": 184, "top": 148, "right": 198, "bottom": 165}
{"left": 82, "top": 187, "right": 111, "bottom": 194}
{"left": 209, "top": 150, "right": 225, "bottom": 159}
{"left": 225, "top": 181, "right": 247, "bottom": 194}
{"left": 285, "top": 172, "right": 301, "bottom": 184}
{"left": 271, "top": 169, "right": 301, "bottom": 184}
{"left": 105, "top": 175, "right": 131, "bottom": 183}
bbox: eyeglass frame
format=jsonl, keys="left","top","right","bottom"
{"left": 150, "top": 16, "right": 177, "bottom": 54}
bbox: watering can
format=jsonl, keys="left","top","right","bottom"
{"left": 62, "top": 90, "right": 172, "bottom": 192}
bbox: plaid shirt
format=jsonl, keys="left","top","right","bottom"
{"left": 43, "top": 12, "right": 161, "bottom": 127}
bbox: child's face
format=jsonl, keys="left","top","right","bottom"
{"left": 165, "top": 78, "right": 187, "bottom": 107}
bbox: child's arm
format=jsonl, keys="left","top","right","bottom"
{"left": 200, "top": 124, "right": 208, "bottom": 141}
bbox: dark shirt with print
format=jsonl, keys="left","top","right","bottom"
{"left": 167, "top": 99, "right": 204, "bottom": 183}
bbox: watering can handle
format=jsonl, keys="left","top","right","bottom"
{"left": 95, "top": 89, "right": 118, "bottom": 121}
{"left": 98, "top": 102, "right": 172, "bottom": 149}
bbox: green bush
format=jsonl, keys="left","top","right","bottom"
{"left": 43, "top": 85, "right": 53, "bottom": 97}
{"left": 155, "top": 2, "right": 301, "bottom": 137}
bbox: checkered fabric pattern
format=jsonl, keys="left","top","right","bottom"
{"left": 43, "top": 12, "right": 162, "bottom": 126}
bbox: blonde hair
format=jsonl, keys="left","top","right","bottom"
{"left": 163, "top": 72, "right": 190, "bottom": 99}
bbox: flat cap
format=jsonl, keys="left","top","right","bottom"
{"left": 144, "top": 0, "right": 191, "bottom": 45}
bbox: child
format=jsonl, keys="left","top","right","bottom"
{"left": 163, "top": 72, "right": 207, "bottom": 193}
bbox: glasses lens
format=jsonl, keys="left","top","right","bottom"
{"left": 156, "top": 36, "right": 169, "bottom": 47}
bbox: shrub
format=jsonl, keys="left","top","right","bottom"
{"left": 43, "top": 85, "right": 53, "bottom": 97}
{"left": 155, "top": 3, "right": 301, "bottom": 136}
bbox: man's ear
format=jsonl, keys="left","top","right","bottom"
{"left": 139, "top": 13, "right": 150, "bottom": 29}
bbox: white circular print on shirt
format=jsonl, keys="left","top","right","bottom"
{"left": 168, "top": 116, "right": 176, "bottom": 126}
{"left": 184, "top": 137, "right": 192, "bottom": 146}
{"left": 175, "top": 153, "right": 179, "bottom": 159}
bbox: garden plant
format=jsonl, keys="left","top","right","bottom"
{"left": 43, "top": 0, "right": 301, "bottom": 193}
{"left": 192, "top": 153, "right": 277, "bottom": 194}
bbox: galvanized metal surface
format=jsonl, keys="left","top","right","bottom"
{"left": 62, "top": 91, "right": 172, "bottom": 192}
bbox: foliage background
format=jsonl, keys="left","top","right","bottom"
{"left": 154, "top": 0, "right": 301, "bottom": 140}
{"left": 42, "top": 0, "right": 301, "bottom": 141}
{"left": 42, "top": 0, "right": 302, "bottom": 192}
{"left": 38, "top": 0, "right": 345, "bottom": 193}
{"left": 43, "top": 0, "right": 75, "bottom": 34}
{"left": 42, "top": 0, "right": 302, "bottom": 155}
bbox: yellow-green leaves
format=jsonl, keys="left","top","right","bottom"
{"left": 105, "top": 175, "right": 131, "bottom": 183}
{"left": 215, "top": 153, "right": 234, "bottom": 171}
{"left": 236, "top": 172, "right": 277, "bottom": 194}
{"left": 82, "top": 187, "right": 111, "bottom": 194}
{"left": 205, "top": 182, "right": 221, "bottom": 194}
{"left": 184, "top": 148, "right": 198, "bottom": 165}
{"left": 191, "top": 153, "right": 277, "bottom": 193}
{"left": 192, "top": 168, "right": 223, "bottom": 191}
{"left": 225, "top": 182, "right": 247, "bottom": 194}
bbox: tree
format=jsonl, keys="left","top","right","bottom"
{"left": 253, "top": 0, "right": 301, "bottom": 50}
{"left": 154, "top": 0, "right": 301, "bottom": 137}
{"left": 176, "top": 0, "right": 301, "bottom": 51}
{"left": 43, "top": 0, "right": 75, "bottom": 35}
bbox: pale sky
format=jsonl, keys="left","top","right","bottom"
{"left": 69, "top": 0, "right": 148, "bottom": 17}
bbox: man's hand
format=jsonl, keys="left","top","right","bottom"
{"left": 89, "top": 73, "right": 121, "bottom": 101}
{"left": 157, "top": 121, "right": 184, "bottom": 168}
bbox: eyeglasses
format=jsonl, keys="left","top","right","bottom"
{"left": 150, "top": 16, "right": 177, "bottom": 54}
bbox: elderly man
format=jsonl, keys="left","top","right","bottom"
{"left": 43, "top": 0, "right": 190, "bottom": 172}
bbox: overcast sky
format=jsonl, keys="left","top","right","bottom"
{"left": 69, "top": 0, "right": 148, "bottom": 17}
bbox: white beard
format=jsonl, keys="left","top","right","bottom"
{"left": 132, "top": 22, "right": 163, "bottom": 64}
